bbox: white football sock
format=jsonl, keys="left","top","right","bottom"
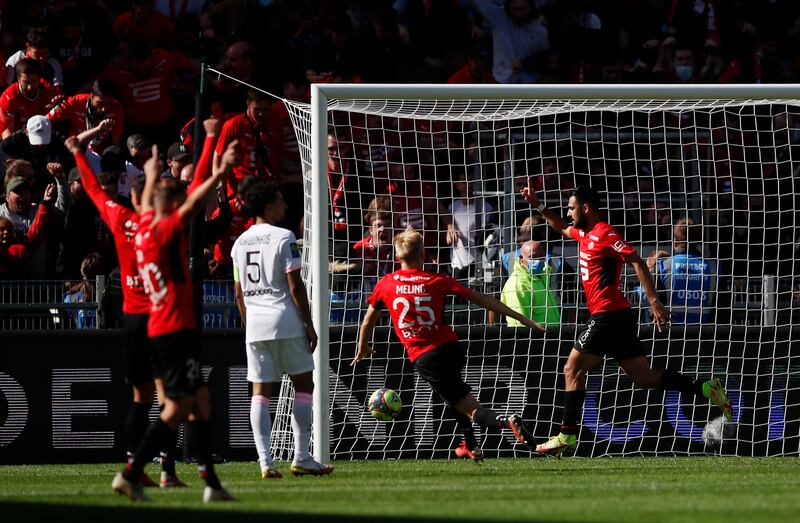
{"left": 250, "top": 395, "right": 272, "bottom": 468}
{"left": 292, "top": 392, "right": 313, "bottom": 463}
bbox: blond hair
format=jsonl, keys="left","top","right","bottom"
{"left": 394, "top": 229, "right": 424, "bottom": 262}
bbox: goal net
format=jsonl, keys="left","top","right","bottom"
{"left": 273, "top": 85, "right": 798, "bottom": 461}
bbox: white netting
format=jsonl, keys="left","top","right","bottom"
{"left": 273, "top": 94, "right": 799, "bottom": 459}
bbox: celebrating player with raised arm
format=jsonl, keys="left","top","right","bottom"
{"left": 66, "top": 136, "right": 185, "bottom": 488}
{"left": 353, "top": 230, "right": 546, "bottom": 460}
{"left": 231, "top": 180, "right": 332, "bottom": 478}
{"left": 112, "top": 123, "right": 238, "bottom": 503}
{"left": 521, "top": 183, "right": 733, "bottom": 457}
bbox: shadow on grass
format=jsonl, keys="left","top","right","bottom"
{"left": 0, "top": 501, "right": 570, "bottom": 523}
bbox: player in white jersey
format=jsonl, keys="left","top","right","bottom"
{"left": 231, "top": 180, "right": 333, "bottom": 478}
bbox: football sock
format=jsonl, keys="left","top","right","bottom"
{"left": 187, "top": 420, "right": 222, "bottom": 490}
{"left": 561, "top": 390, "right": 587, "bottom": 436}
{"left": 160, "top": 424, "right": 178, "bottom": 475}
{"left": 125, "top": 401, "right": 151, "bottom": 459}
{"left": 292, "top": 392, "right": 313, "bottom": 463}
{"left": 452, "top": 408, "right": 478, "bottom": 449}
{"left": 473, "top": 408, "right": 509, "bottom": 430}
{"left": 250, "top": 395, "right": 273, "bottom": 468}
{"left": 660, "top": 369, "right": 705, "bottom": 397}
{"left": 123, "top": 419, "right": 173, "bottom": 482}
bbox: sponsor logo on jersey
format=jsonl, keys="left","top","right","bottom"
{"left": 243, "top": 288, "right": 275, "bottom": 297}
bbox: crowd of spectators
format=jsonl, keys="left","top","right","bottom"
{"left": 0, "top": 0, "right": 798, "bottom": 325}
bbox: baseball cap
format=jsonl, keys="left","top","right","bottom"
{"left": 27, "top": 115, "right": 52, "bottom": 146}
{"left": 6, "top": 177, "right": 30, "bottom": 194}
{"left": 167, "top": 142, "right": 191, "bottom": 162}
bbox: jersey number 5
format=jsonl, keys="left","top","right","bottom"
{"left": 246, "top": 250, "right": 261, "bottom": 284}
{"left": 392, "top": 296, "right": 435, "bottom": 328}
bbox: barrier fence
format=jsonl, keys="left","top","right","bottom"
{"left": 0, "top": 325, "right": 796, "bottom": 464}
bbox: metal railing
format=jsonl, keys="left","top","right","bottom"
{"left": 0, "top": 273, "right": 795, "bottom": 331}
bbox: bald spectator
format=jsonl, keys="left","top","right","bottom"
{"left": 212, "top": 41, "right": 261, "bottom": 115}
{"left": 491, "top": 240, "right": 560, "bottom": 328}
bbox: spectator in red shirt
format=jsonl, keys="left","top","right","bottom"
{"left": 214, "top": 89, "right": 274, "bottom": 198}
{"left": 5, "top": 27, "right": 64, "bottom": 89}
{"left": 0, "top": 59, "right": 59, "bottom": 139}
{"left": 101, "top": 43, "right": 195, "bottom": 144}
{"left": 447, "top": 42, "right": 496, "bottom": 84}
{"left": 0, "top": 216, "right": 33, "bottom": 279}
{"left": 114, "top": 0, "right": 177, "bottom": 50}
{"left": 48, "top": 79, "right": 124, "bottom": 158}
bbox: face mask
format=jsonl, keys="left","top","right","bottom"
{"left": 527, "top": 259, "right": 545, "bottom": 274}
{"left": 674, "top": 65, "right": 694, "bottom": 81}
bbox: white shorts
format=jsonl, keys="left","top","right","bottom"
{"left": 246, "top": 336, "right": 314, "bottom": 383}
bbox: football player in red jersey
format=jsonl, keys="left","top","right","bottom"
{"left": 521, "top": 183, "right": 734, "bottom": 456}
{"left": 66, "top": 136, "right": 187, "bottom": 488}
{"left": 353, "top": 230, "right": 545, "bottom": 461}
{"left": 112, "top": 123, "right": 238, "bottom": 503}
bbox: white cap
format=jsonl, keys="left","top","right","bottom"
{"left": 27, "top": 115, "right": 52, "bottom": 146}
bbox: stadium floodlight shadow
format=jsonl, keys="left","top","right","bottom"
{"left": 0, "top": 503, "right": 572, "bottom": 523}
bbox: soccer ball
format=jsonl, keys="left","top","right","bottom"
{"left": 702, "top": 416, "right": 729, "bottom": 450}
{"left": 368, "top": 388, "right": 402, "bottom": 421}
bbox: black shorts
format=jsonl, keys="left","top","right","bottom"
{"left": 412, "top": 342, "right": 472, "bottom": 406}
{"left": 575, "top": 308, "right": 645, "bottom": 361}
{"left": 122, "top": 313, "right": 155, "bottom": 385}
{"left": 152, "top": 328, "right": 205, "bottom": 399}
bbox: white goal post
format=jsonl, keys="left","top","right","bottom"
{"left": 285, "top": 84, "right": 800, "bottom": 463}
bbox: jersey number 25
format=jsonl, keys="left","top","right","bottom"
{"left": 392, "top": 296, "right": 435, "bottom": 328}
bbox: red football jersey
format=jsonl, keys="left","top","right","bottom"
{"left": 0, "top": 80, "right": 58, "bottom": 133}
{"left": 101, "top": 49, "right": 192, "bottom": 126}
{"left": 215, "top": 112, "right": 274, "bottom": 196}
{"left": 569, "top": 221, "right": 637, "bottom": 315}
{"left": 352, "top": 235, "right": 394, "bottom": 277}
{"left": 75, "top": 150, "right": 149, "bottom": 314}
{"left": 367, "top": 269, "right": 471, "bottom": 362}
{"left": 50, "top": 93, "right": 125, "bottom": 154}
{"left": 135, "top": 210, "right": 197, "bottom": 336}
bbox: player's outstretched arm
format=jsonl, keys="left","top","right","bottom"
{"left": 177, "top": 139, "right": 237, "bottom": 224}
{"left": 467, "top": 289, "right": 546, "bottom": 332}
{"left": 352, "top": 305, "right": 379, "bottom": 366}
{"left": 140, "top": 144, "right": 161, "bottom": 214}
{"left": 627, "top": 252, "right": 671, "bottom": 331}
{"left": 520, "top": 178, "right": 572, "bottom": 239}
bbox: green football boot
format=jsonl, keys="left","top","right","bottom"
{"left": 703, "top": 377, "right": 733, "bottom": 422}
{"left": 535, "top": 433, "right": 577, "bottom": 458}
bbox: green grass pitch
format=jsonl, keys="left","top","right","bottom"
{"left": 1, "top": 458, "right": 797, "bottom": 522}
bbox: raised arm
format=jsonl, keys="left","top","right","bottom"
{"left": 467, "top": 289, "right": 546, "bottom": 332}
{"left": 76, "top": 118, "right": 116, "bottom": 146}
{"left": 139, "top": 144, "right": 161, "bottom": 214}
{"left": 520, "top": 179, "right": 571, "bottom": 239}
{"left": 176, "top": 137, "right": 236, "bottom": 224}
{"left": 627, "top": 252, "right": 670, "bottom": 331}
{"left": 352, "top": 304, "right": 380, "bottom": 366}
{"left": 187, "top": 118, "right": 219, "bottom": 195}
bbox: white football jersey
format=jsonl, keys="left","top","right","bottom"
{"left": 231, "top": 223, "right": 304, "bottom": 343}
